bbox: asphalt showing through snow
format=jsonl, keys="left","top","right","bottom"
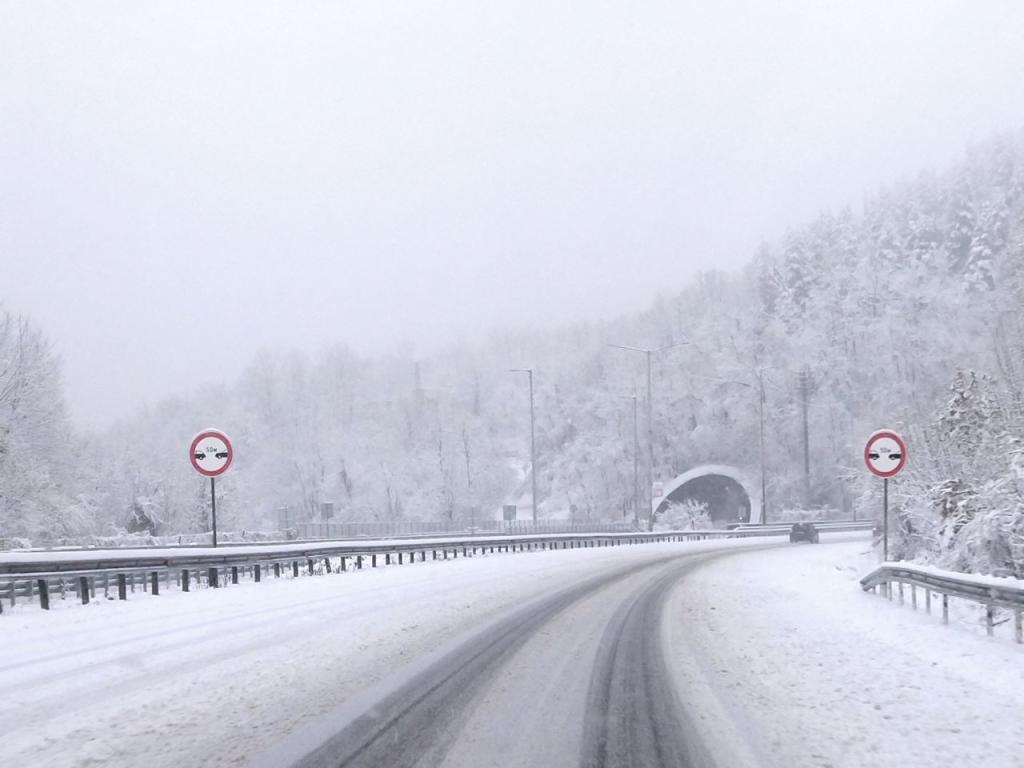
{"left": 293, "top": 548, "right": 770, "bottom": 768}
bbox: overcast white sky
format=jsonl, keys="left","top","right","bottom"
{"left": 3, "top": 1, "right": 1024, "bottom": 428}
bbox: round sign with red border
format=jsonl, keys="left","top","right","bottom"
{"left": 190, "top": 429, "right": 234, "bottom": 477}
{"left": 864, "top": 429, "right": 906, "bottom": 478}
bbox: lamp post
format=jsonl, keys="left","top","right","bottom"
{"left": 608, "top": 342, "right": 687, "bottom": 529}
{"left": 619, "top": 393, "right": 641, "bottom": 527}
{"left": 509, "top": 368, "right": 538, "bottom": 523}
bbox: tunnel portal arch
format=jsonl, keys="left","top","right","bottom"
{"left": 654, "top": 464, "right": 761, "bottom": 527}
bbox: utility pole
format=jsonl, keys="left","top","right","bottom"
{"left": 509, "top": 368, "right": 538, "bottom": 523}
{"left": 798, "top": 367, "right": 812, "bottom": 506}
{"left": 758, "top": 369, "right": 768, "bottom": 524}
{"left": 645, "top": 349, "right": 654, "bottom": 528}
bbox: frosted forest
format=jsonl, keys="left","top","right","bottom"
{"left": 3, "top": 133, "right": 1023, "bottom": 576}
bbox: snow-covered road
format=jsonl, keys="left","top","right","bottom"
{"left": 2, "top": 533, "right": 1020, "bottom": 768}
{"left": 0, "top": 537, "right": 770, "bottom": 768}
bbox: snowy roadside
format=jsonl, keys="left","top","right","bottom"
{"left": 0, "top": 536, "right": 774, "bottom": 768}
{"left": 664, "top": 533, "right": 1024, "bottom": 768}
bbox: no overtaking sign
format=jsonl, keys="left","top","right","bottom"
{"left": 864, "top": 430, "right": 906, "bottom": 478}
{"left": 190, "top": 428, "right": 233, "bottom": 547}
{"left": 865, "top": 428, "right": 906, "bottom": 562}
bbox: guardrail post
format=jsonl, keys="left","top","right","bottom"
{"left": 151, "top": 572, "right": 159, "bottom": 596}
{"left": 307, "top": 559, "right": 315, "bottom": 575}
{"left": 1015, "top": 610, "right": 1022, "bottom": 644}
{"left": 339, "top": 558, "right": 346, "bottom": 572}
{"left": 420, "top": 551, "right": 426, "bottom": 562}
{"left": 911, "top": 584, "right": 917, "bottom": 610}
{"left": 925, "top": 589, "right": 931, "bottom": 614}
{"left": 432, "top": 550, "right": 437, "bottom": 560}
{"left": 357, "top": 556, "right": 363, "bottom": 569}
{"left": 942, "top": 594, "right": 949, "bottom": 624}
{"left": 292, "top": 561, "right": 299, "bottom": 578}
{"left": 274, "top": 562, "right": 281, "bottom": 578}
{"left": 325, "top": 557, "right": 332, "bottom": 573}
{"left": 182, "top": 570, "right": 190, "bottom": 592}
{"left": 371, "top": 555, "right": 377, "bottom": 568}
{"left": 38, "top": 579, "right": 50, "bottom": 610}
{"left": 398, "top": 552, "right": 403, "bottom": 565}
{"left": 232, "top": 566, "right": 239, "bottom": 584}
{"left": 208, "top": 568, "right": 219, "bottom": 589}
{"left": 80, "top": 576, "right": 90, "bottom": 605}
{"left": 443, "top": 549, "right": 449, "bottom": 560}
{"left": 898, "top": 582, "right": 904, "bottom": 604}
{"left": 118, "top": 574, "right": 128, "bottom": 600}
{"left": 255, "top": 564, "right": 262, "bottom": 582}
{"left": 986, "top": 605, "right": 995, "bottom": 637}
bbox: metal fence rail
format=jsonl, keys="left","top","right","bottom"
{"left": 860, "top": 563, "right": 1024, "bottom": 643}
{"left": 1, "top": 525, "right": 868, "bottom": 614}
{"left": 1, "top": 530, "right": 745, "bottom": 613}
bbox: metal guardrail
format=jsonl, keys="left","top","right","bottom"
{"left": 295, "top": 520, "right": 638, "bottom": 540}
{"left": 0, "top": 524, "right": 869, "bottom": 614}
{"left": 731, "top": 521, "right": 873, "bottom": 532}
{"left": 0, "top": 529, "right": 753, "bottom": 613}
{"left": 860, "top": 563, "right": 1024, "bottom": 643}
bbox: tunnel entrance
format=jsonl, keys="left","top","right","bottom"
{"left": 656, "top": 472, "right": 752, "bottom": 527}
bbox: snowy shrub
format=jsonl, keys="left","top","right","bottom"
{"left": 657, "top": 500, "right": 712, "bottom": 531}
{"left": 886, "top": 370, "right": 1024, "bottom": 575}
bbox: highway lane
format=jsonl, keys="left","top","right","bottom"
{"left": 289, "top": 547, "right": 773, "bottom": 768}
{"left": 6, "top": 538, "right": 789, "bottom": 768}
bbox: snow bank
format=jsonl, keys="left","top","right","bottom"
{"left": 664, "top": 537, "right": 1024, "bottom": 768}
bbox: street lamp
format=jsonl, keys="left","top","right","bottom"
{"left": 509, "top": 368, "right": 538, "bottom": 523}
{"left": 618, "top": 393, "right": 641, "bottom": 527}
{"left": 607, "top": 342, "right": 688, "bottom": 529}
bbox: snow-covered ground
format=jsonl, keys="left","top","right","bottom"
{"left": 665, "top": 537, "right": 1024, "bottom": 768}
{"left": 0, "top": 536, "right": 769, "bottom": 768}
{"left": 5, "top": 533, "right": 1020, "bottom": 768}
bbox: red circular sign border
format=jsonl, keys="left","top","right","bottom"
{"left": 864, "top": 429, "right": 907, "bottom": 478}
{"left": 190, "top": 429, "right": 234, "bottom": 478}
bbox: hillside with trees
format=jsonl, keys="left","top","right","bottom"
{"left": 2, "top": 132, "right": 1023, "bottom": 575}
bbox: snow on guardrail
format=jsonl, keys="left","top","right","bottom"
{"left": 860, "top": 561, "right": 1024, "bottom": 642}
{"left": 0, "top": 529, "right": 771, "bottom": 613}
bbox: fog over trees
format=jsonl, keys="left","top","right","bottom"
{"left": 2, "top": 132, "right": 1023, "bottom": 574}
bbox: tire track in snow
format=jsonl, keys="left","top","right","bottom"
{"left": 291, "top": 558, "right": 681, "bottom": 768}
{"left": 580, "top": 557, "right": 718, "bottom": 768}
{"left": 289, "top": 546, "right": 778, "bottom": 768}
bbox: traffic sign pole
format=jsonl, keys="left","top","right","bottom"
{"left": 883, "top": 477, "right": 888, "bottom": 562}
{"left": 211, "top": 476, "right": 218, "bottom": 549}
{"left": 864, "top": 429, "right": 906, "bottom": 563}
{"left": 190, "top": 429, "right": 233, "bottom": 549}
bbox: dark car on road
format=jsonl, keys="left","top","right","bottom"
{"left": 790, "top": 522, "right": 820, "bottom": 543}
